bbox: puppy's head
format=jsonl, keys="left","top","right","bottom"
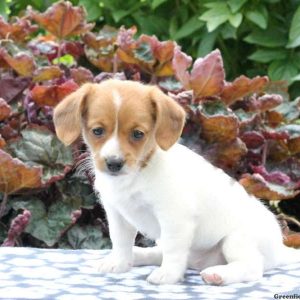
{"left": 53, "top": 80, "right": 185, "bottom": 176}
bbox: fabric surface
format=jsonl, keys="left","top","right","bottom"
{"left": 0, "top": 247, "right": 299, "bottom": 300}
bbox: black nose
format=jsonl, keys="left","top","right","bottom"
{"left": 105, "top": 157, "right": 124, "bottom": 173}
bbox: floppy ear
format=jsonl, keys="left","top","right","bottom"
{"left": 53, "top": 83, "right": 92, "bottom": 146}
{"left": 151, "top": 87, "right": 186, "bottom": 150}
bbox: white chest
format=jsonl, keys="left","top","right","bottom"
{"left": 95, "top": 174, "right": 161, "bottom": 240}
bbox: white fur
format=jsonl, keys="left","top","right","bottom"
{"left": 100, "top": 133, "right": 122, "bottom": 160}
{"left": 112, "top": 90, "right": 122, "bottom": 110}
{"left": 94, "top": 143, "right": 300, "bottom": 285}
{"left": 99, "top": 91, "right": 123, "bottom": 160}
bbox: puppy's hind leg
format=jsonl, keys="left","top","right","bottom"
{"left": 133, "top": 246, "right": 162, "bottom": 266}
{"left": 201, "top": 231, "right": 264, "bottom": 285}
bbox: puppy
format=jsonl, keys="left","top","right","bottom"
{"left": 53, "top": 79, "right": 300, "bottom": 285}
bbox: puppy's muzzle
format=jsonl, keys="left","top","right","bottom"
{"left": 105, "top": 156, "right": 125, "bottom": 174}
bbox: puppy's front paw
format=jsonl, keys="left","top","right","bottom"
{"left": 147, "top": 267, "right": 183, "bottom": 285}
{"left": 97, "top": 255, "right": 132, "bottom": 273}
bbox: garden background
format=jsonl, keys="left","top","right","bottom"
{"left": 0, "top": 0, "right": 300, "bottom": 250}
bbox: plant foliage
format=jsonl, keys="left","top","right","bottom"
{"left": 0, "top": 0, "right": 300, "bottom": 249}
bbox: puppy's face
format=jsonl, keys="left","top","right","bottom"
{"left": 53, "top": 80, "right": 185, "bottom": 176}
{"left": 82, "top": 83, "right": 157, "bottom": 175}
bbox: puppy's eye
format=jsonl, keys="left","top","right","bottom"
{"left": 132, "top": 130, "right": 144, "bottom": 141}
{"left": 92, "top": 127, "right": 105, "bottom": 137}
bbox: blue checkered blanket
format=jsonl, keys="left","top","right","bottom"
{"left": 0, "top": 247, "right": 299, "bottom": 299}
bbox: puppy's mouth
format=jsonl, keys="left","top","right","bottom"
{"left": 106, "top": 170, "right": 127, "bottom": 177}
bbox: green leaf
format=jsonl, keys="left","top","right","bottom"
{"left": 291, "top": 73, "right": 300, "bottom": 82}
{"left": 111, "top": 2, "right": 143, "bottom": 23}
{"left": 244, "top": 27, "right": 287, "bottom": 48}
{"left": 53, "top": 54, "right": 75, "bottom": 67}
{"left": 248, "top": 49, "right": 288, "bottom": 63}
{"left": 173, "top": 16, "right": 204, "bottom": 40}
{"left": 13, "top": 198, "right": 73, "bottom": 246}
{"left": 67, "top": 224, "right": 111, "bottom": 249}
{"left": 78, "top": 0, "right": 102, "bottom": 21}
{"left": 268, "top": 60, "right": 298, "bottom": 84}
{"left": 274, "top": 98, "right": 300, "bottom": 122}
{"left": 235, "top": 109, "right": 256, "bottom": 123}
{"left": 111, "top": 9, "right": 131, "bottom": 23}
{"left": 245, "top": 6, "right": 268, "bottom": 29}
{"left": 169, "top": 15, "right": 178, "bottom": 37}
{"left": 287, "top": 5, "right": 300, "bottom": 48}
{"left": 220, "top": 23, "right": 237, "bottom": 39}
{"left": 278, "top": 124, "right": 300, "bottom": 138}
{"left": 199, "top": 3, "right": 231, "bottom": 32}
{"left": 158, "top": 77, "right": 183, "bottom": 92}
{"left": 56, "top": 175, "right": 97, "bottom": 209}
{"left": 227, "top": 0, "right": 247, "bottom": 13}
{"left": 201, "top": 100, "right": 229, "bottom": 117}
{"left": 197, "top": 29, "right": 219, "bottom": 57}
{"left": 151, "top": 0, "right": 168, "bottom": 10}
{"left": 228, "top": 12, "right": 243, "bottom": 28}
{"left": 7, "top": 126, "right": 73, "bottom": 184}
{"left": 132, "top": 13, "right": 168, "bottom": 36}
{"left": 0, "top": 1, "right": 9, "bottom": 20}
{"left": 133, "top": 42, "right": 155, "bottom": 63}
{"left": 204, "top": 2, "right": 226, "bottom": 9}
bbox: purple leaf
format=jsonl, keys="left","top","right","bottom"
{"left": 251, "top": 165, "right": 291, "bottom": 185}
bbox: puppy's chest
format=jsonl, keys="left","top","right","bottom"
{"left": 102, "top": 186, "right": 160, "bottom": 239}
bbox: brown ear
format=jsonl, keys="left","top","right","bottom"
{"left": 53, "top": 83, "right": 92, "bottom": 146}
{"left": 151, "top": 87, "right": 186, "bottom": 150}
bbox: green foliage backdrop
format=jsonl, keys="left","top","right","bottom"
{"left": 3, "top": 0, "right": 300, "bottom": 97}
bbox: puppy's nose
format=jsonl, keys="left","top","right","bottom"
{"left": 105, "top": 157, "right": 124, "bottom": 173}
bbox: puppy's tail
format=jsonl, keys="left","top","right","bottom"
{"left": 276, "top": 245, "right": 300, "bottom": 266}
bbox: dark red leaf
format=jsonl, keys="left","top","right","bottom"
{"left": 0, "top": 16, "right": 38, "bottom": 42}
{"left": 0, "top": 98, "right": 12, "bottom": 121}
{"left": 0, "top": 135, "right": 6, "bottom": 149}
{"left": 2, "top": 210, "right": 31, "bottom": 247}
{"left": 198, "top": 101, "right": 239, "bottom": 143}
{"left": 240, "top": 131, "right": 265, "bottom": 149}
{"left": 83, "top": 26, "right": 118, "bottom": 49}
{"left": 70, "top": 67, "right": 93, "bottom": 85}
{"left": 265, "top": 110, "right": 284, "bottom": 127}
{"left": 138, "top": 34, "right": 175, "bottom": 76}
{"left": 172, "top": 46, "right": 192, "bottom": 89}
{"left": 32, "top": 66, "right": 63, "bottom": 82}
{"left": 240, "top": 173, "right": 299, "bottom": 200}
{"left": 0, "top": 48, "right": 36, "bottom": 76}
{"left": 31, "top": 80, "right": 79, "bottom": 107}
{"left": 117, "top": 26, "right": 137, "bottom": 51}
{"left": 221, "top": 76, "right": 269, "bottom": 105}
{"left": 288, "top": 137, "right": 300, "bottom": 155}
{"left": 0, "top": 149, "right": 42, "bottom": 194}
{"left": 204, "top": 138, "right": 247, "bottom": 169}
{"left": 61, "top": 41, "right": 84, "bottom": 59}
{"left": 251, "top": 165, "right": 291, "bottom": 185}
{"left": 190, "top": 49, "right": 225, "bottom": 98}
{"left": 262, "top": 129, "right": 289, "bottom": 140}
{"left": 256, "top": 94, "right": 283, "bottom": 112}
{"left": 0, "top": 124, "right": 19, "bottom": 140}
{"left": 29, "top": 1, "right": 94, "bottom": 39}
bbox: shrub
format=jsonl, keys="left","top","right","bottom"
{"left": 0, "top": 1, "right": 299, "bottom": 249}
{"left": 3, "top": 0, "right": 300, "bottom": 98}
